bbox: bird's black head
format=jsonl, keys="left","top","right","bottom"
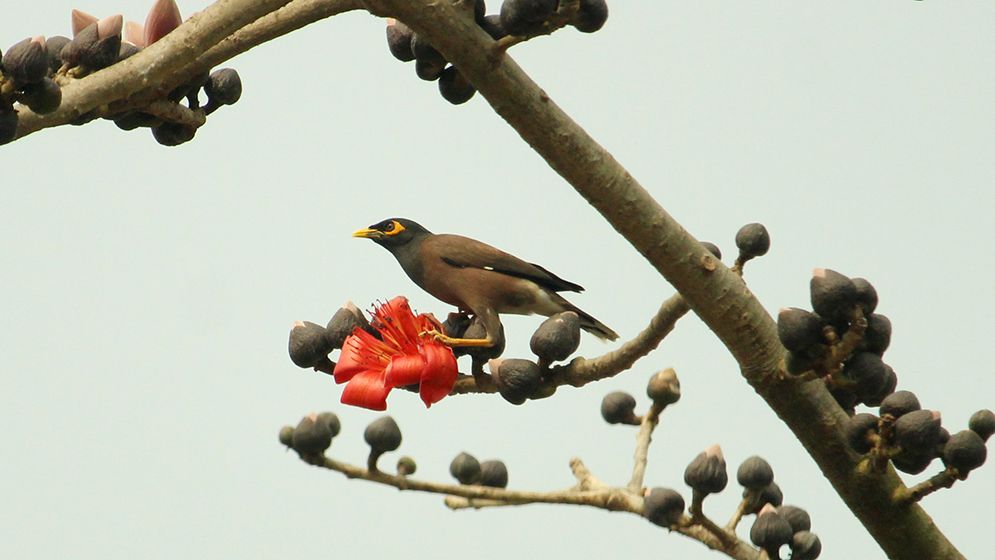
{"left": 352, "top": 218, "right": 432, "bottom": 250}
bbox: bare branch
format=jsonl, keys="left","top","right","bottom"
{"left": 628, "top": 402, "right": 663, "bottom": 493}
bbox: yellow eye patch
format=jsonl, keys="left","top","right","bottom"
{"left": 384, "top": 220, "right": 406, "bottom": 236}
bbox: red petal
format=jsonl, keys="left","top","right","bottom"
{"left": 143, "top": 0, "right": 182, "bottom": 45}
{"left": 340, "top": 370, "right": 391, "bottom": 411}
{"left": 333, "top": 329, "right": 388, "bottom": 383}
{"left": 384, "top": 352, "right": 425, "bottom": 387}
{"left": 417, "top": 343, "right": 458, "bottom": 407}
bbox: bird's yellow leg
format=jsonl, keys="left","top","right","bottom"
{"left": 423, "top": 330, "right": 495, "bottom": 348}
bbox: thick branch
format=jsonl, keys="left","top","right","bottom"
{"left": 364, "top": 3, "right": 964, "bottom": 558}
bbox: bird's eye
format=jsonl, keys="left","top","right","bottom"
{"left": 383, "top": 221, "right": 395, "bottom": 232}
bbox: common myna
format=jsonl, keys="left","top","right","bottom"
{"left": 353, "top": 218, "right": 619, "bottom": 347}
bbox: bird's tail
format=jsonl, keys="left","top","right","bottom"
{"left": 556, "top": 297, "right": 619, "bottom": 341}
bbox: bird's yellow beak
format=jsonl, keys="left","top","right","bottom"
{"left": 352, "top": 227, "right": 383, "bottom": 239}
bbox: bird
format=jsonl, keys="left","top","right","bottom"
{"left": 352, "top": 218, "right": 619, "bottom": 348}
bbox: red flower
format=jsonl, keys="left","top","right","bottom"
{"left": 333, "top": 297, "right": 457, "bottom": 410}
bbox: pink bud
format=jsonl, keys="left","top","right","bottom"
{"left": 71, "top": 9, "right": 98, "bottom": 36}
{"left": 143, "top": 0, "right": 182, "bottom": 46}
{"left": 125, "top": 21, "right": 146, "bottom": 47}
{"left": 96, "top": 14, "right": 123, "bottom": 40}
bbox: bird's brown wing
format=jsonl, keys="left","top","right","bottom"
{"left": 431, "top": 234, "right": 584, "bottom": 293}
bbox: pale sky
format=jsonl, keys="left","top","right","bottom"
{"left": 2, "top": 2, "right": 993, "bottom": 559}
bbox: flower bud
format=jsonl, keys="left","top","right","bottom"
{"left": 893, "top": 409, "right": 942, "bottom": 457}
{"left": 735, "top": 222, "right": 770, "bottom": 260}
{"left": 500, "top": 0, "right": 558, "bottom": 36}
{"left": 646, "top": 368, "right": 680, "bottom": 406}
{"left": 700, "top": 241, "right": 722, "bottom": 259}
{"left": 288, "top": 320, "right": 335, "bottom": 369}
{"left": 385, "top": 19, "right": 415, "bottom": 61}
{"left": 411, "top": 34, "right": 446, "bottom": 81}
{"left": 942, "top": 430, "right": 987, "bottom": 473}
{"left": 736, "top": 455, "right": 774, "bottom": 490}
{"left": 777, "top": 504, "right": 811, "bottom": 533}
{"left": 326, "top": 302, "right": 371, "bottom": 349}
{"left": 396, "top": 455, "right": 417, "bottom": 476}
{"left": 851, "top": 277, "right": 878, "bottom": 314}
{"left": 278, "top": 425, "right": 295, "bottom": 447}
{"left": 891, "top": 450, "right": 934, "bottom": 475}
{"left": 750, "top": 504, "right": 793, "bottom": 553}
{"left": 316, "top": 411, "right": 341, "bottom": 439}
{"left": 364, "top": 416, "right": 402, "bottom": 453}
{"left": 969, "top": 409, "right": 995, "bottom": 442}
{"left": 478, "top": 14, "right": 508, "bottom": 40}
{"left": 479, "top": 459, "right": 509, "bottom": 488}
{"left": 438, "top": 66, "right": 476, "bottom": 105}
{"left": 860, "top": 313, "right": 892, "bottom": 355}
{"left": 62, "top": 16, "right": 123, "bottom": 71}
{"left": 642, "top": 487, "right": 685, "bottom": 527}
{"left": 791, "top": 531, "right": 823, "bottom": 560}
{"left": 600, "top": 391, "right": 638, "bottom": 425}
{"left": 151, "top": 122, "right": 196, "bottom": 146}
{"left": 879, "top": 390, "right": 920, "bottom": 419}
{"left": 862, "top": 364, "right": 897, "bottom": 408}
{"left": 572, "top": 0, "right": 609, "bottom": 33}
{"left": 205, "top": 68, "right": 242, "bottom": 107}
{"left": 841, "top": 352, "right": 888, "bottom": 403}
{"left": 490, "top": 358, "right": 542, "bottom": 405}
{"left": 117, "top": 42, "right": 140, "bottom": 61}
{"left": 530, "top": 311, "right": 581, "bottom": 363}
{"left": 743, "top": 482, "right": 783, "bottom": 514}
{"left": 777, "top": 308, "right": 825, "bottom": 352}
{"left": 450, "top": 452, "right": 482, "bottom": 485}
{"left": 19, "top": 78, "right": 62, "bottom": 114}
{"left": 441, "top": 312, "right": 472, "bottom": 339}
{"left": 845, "top": 413, "right": 879, "bottom": 454}
{"left": 455, "top": 317, "right": 505, "bottom": 361}
{"left": 810, "top": 268, "right": 858, "bottom": 325}
{"left": 45, "top": 35, "right": 71, "bottom": 72}
{"left": 4, "top": 37, "right": 49, "bottom": 86}
{"left": 684, "top": 444, "right": 728, "bottom": 495}
{"left": 291, "top": 413, "right": 332, "bottom": 455}
{"left": 113, "top": 111, "right": 162, "bottom": 131}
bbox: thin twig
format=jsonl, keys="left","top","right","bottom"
{"left": 628, "top": 402, "right": 663, "bottom": 492}
{"left": 894, "top": 468, "right": 960, "bottom": 505}
{"left": 690, "top": 489, "right": 736, "bottom": 547}
{"left": 725, "top": 497, "right": 752, "bottom": 531}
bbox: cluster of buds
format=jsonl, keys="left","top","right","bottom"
{"left": 599, "top": 368, "right": 681, "bottom": 426}
{"left": 0, "top": 1, "right": 243, "bottom": 147}
{"left": 644, "top": 450, "right": 821, "bottom": 559}
{"left": 846, "top": 394, "right": 991, "bottom": 477}
{"left": 1, "top": 36, "right": 65, "bottom": 143}
{"left": 445, "top": 310, "right": 583, "bottom": 405}
{"left": 450, "top": 451, "right": 510, "bottom": 488}
{"left": 778, "top": 269, "right": 895, "bottom": 412}
{"left": 280, "top": 412, "right": 510, "bottom": 486}
{"left": 384, "top": 0, "right": 609, "bottom": 106}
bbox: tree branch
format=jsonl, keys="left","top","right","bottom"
{"left": 14, "top": 0, "right": 362, "bottom": 140}
{"left": 362, "top": 2, "right": 965, "bottom": 558}
{"left": 300, "top": 451, "right": 759, "bottom": 560}
{"left": 450, "top": 293, "right": 689, "bottom": 395}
